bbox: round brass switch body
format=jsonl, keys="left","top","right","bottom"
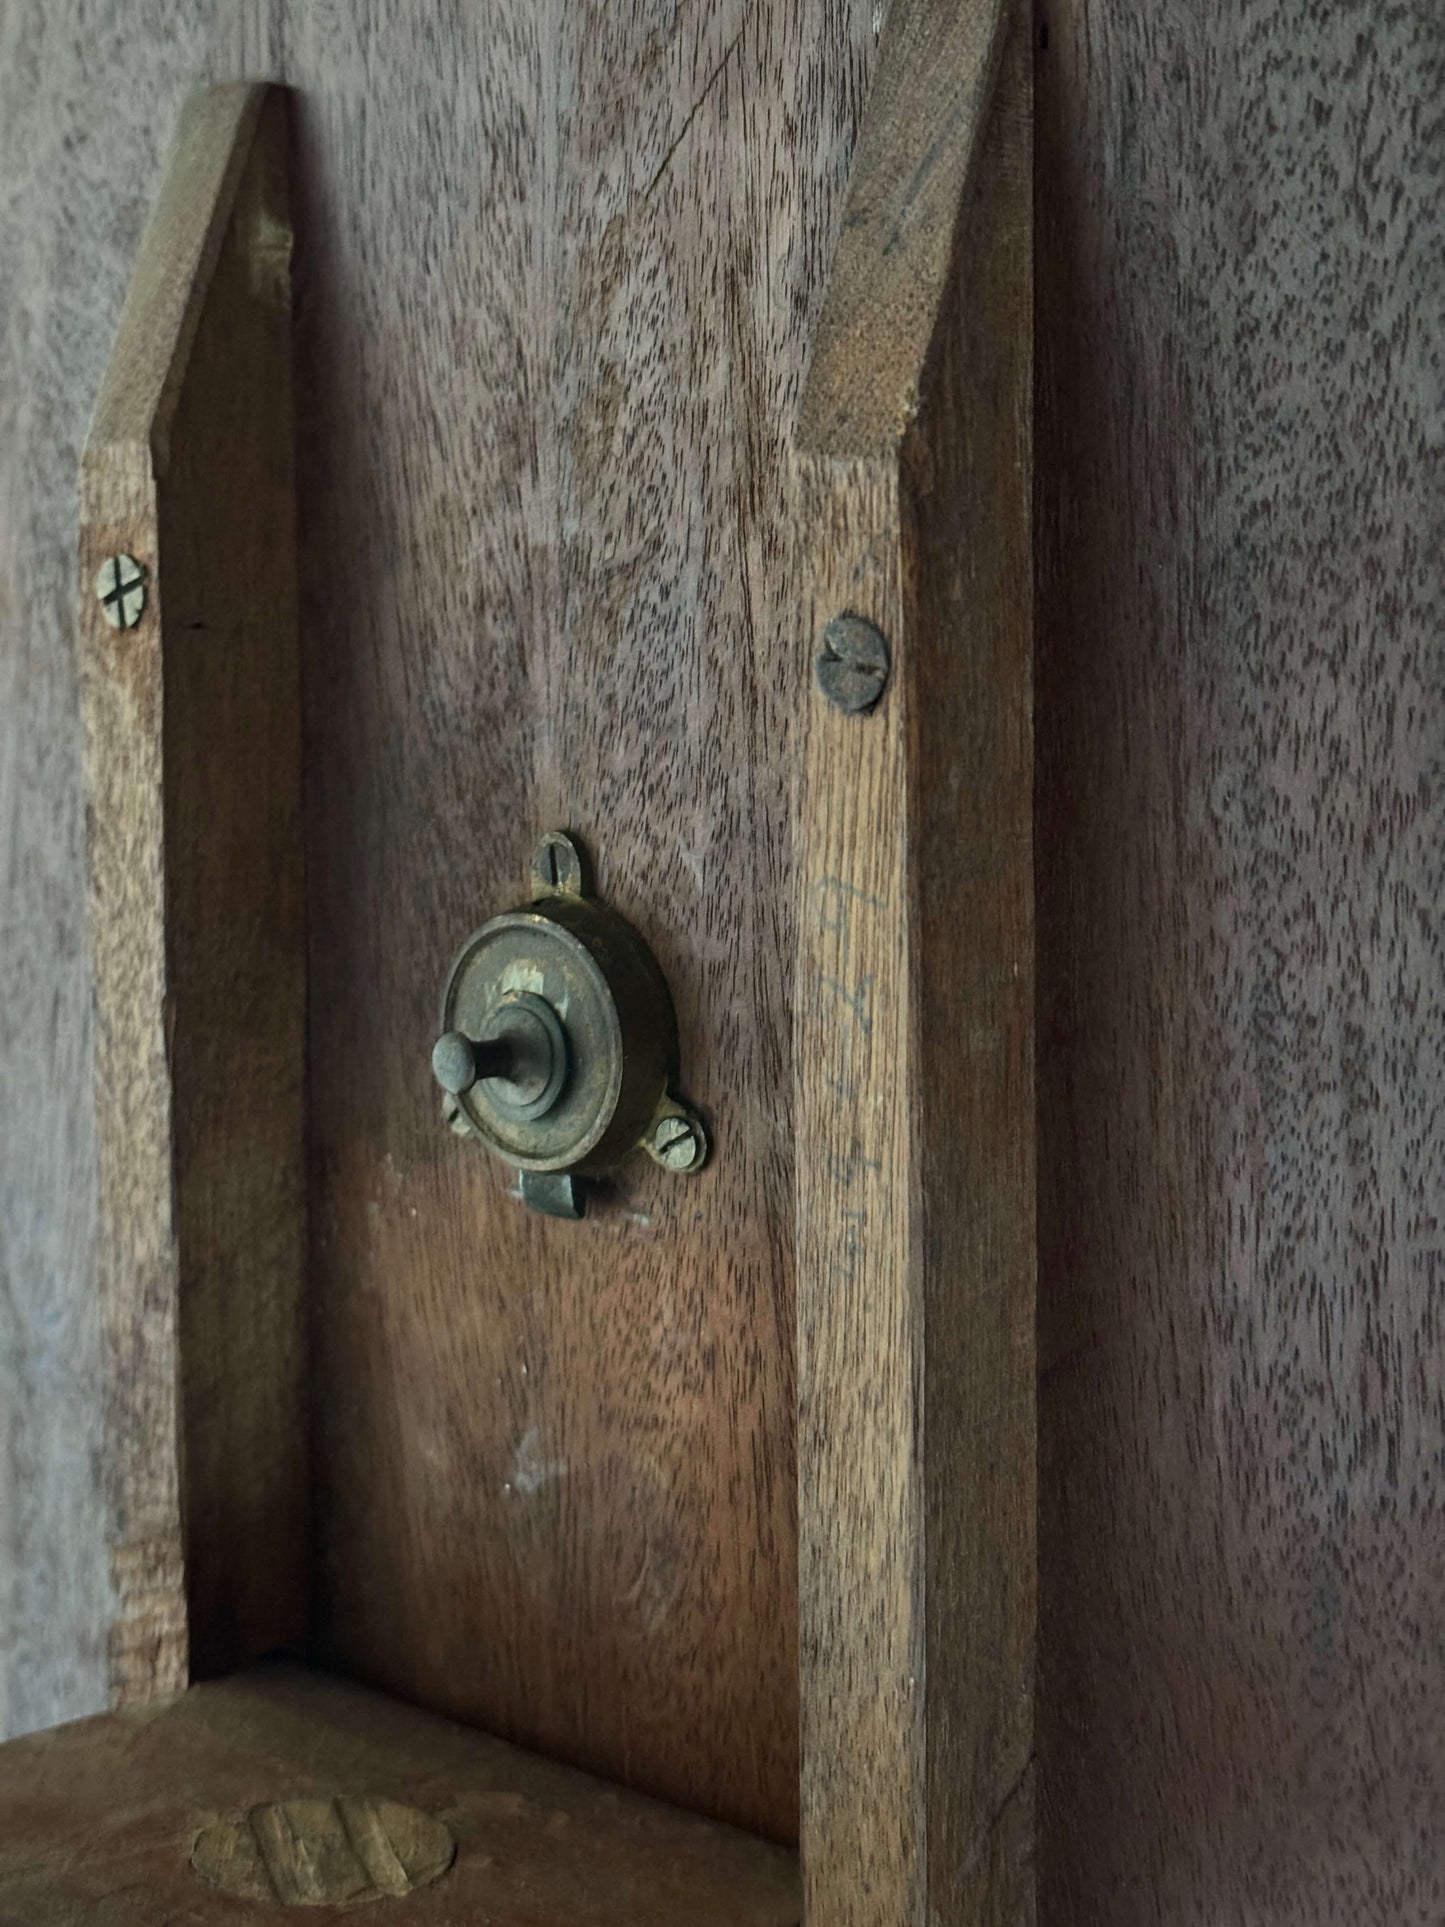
{"left": 436, "top": 850, "right": 679, "bottom": 1176}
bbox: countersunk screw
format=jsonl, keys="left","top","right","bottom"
{"left": 816, "top": 612, "right": 890, "bottom": 714}
{"left": 650, "top": 1111, "right": 707, "bottom": 1173}
{"left": 95, "top": 554, "right": 147, "bottom": 630}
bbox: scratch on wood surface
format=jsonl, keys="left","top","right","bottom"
{"left": 505, "top": 1428, "right": 569, "bottom": 1497}
{"left": 641, "top": 27, "right": 744, "bottom": 204}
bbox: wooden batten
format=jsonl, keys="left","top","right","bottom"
{"left": 794, "top": 2, "right": 1035, "bottom": 1920}
{"left": 77, "top": 84, "right": 306, "bottom": 1701}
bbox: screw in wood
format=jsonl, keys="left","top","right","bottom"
{"left": 815, "top": 611, "right": 890, "bottom": 714}
{"left": 530, "top": 829, "right": 587, "bottom": 898}
{"left": 95, "top": 553, "right": 147, "bottom": 629}
{"left": 650, "top": 1111, "right": 707, "bottom": 1173}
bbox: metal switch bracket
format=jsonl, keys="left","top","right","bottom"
{"left": 432, "top": 832, "right": 707, "bottom": 1218}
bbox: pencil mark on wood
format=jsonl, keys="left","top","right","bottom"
{"left": 812, "top": 876, "right": 887, "bottom": 943}
{"left": 824, "top": 1145, "right": 882, "bottom": 1190}
{"left": 817, "top": 973, "right": 874, "bottom": 1036}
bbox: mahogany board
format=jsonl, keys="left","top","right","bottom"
{"left": 0, "top": 0, "right": 888, "bottom": 1840}
{"left": 0, "top": 1661, "right": 800, "bottom": 1926}
{"left": 2, "top": 0, "right": 1442, "bottom": 1913}
{"left": 289, "top": 0, "right": 884, "bottom": 1841}
{"left": 1035, "top": 0, "right": 1445, "bottom": 1917}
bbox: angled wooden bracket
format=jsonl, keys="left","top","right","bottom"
{"left": 794, "top": 1, "right": 1035, "bottom": 1920}
{"left": 78, "top": 83, "right": 306, "bottom": 1703}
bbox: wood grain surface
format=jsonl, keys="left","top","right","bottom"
{"left": 290, "top": 0, "right": 884, "bottom": 1841}
{"left": 0, "top": 1660, "right": 801, "bottom": 1925}
{"left": 1035, "top": 0, "right": 1445, "bottom": 1919}
{"left": 79, "top": 83, "right": 306, "bottom": 1701}
{"left": 0, "top": 4, "right": 307, "bottom": 1742}
{"left": 0, "top": 0, "right": 887, "bottom": 1830}
{"left": 3, "top": 0, "right": 1443, "bottom": 1917}
{"left": 795, "top": 4, "right": 1034, "bottom": 1921}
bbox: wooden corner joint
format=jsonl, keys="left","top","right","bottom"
{"left": 792, "top": 3, "right": 1036, "bottom": 1922}
{"left": 78, "top": 83, "right": 306, "bottom": 1706}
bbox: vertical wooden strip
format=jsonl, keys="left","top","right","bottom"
{"left": 797, "top": 461, "right": 920, "bottom": 1923}
{"left": 77, "top": 84, "right": 305, "bottom": 1702}
{"left": 911, "top": 16, "right": 1035, "bottom": 1916}
{"left": 796, "top": 5, "right": 1033, "bottom": 1920}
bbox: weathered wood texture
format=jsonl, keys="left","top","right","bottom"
{"left": 0, "top": 0, "right": 886, "bottom": 1830}
{"left": 796, "top": 4, "right": 1034, "bottom": 1921}
{"left": 78, "top": 82, "right": 306, "bottom": 1700}
{"left": 0, "top": 1660, "right": 801, "bottom": 1925}
{"left": 1035, "top": 1, "right": 1445, "bottom": 1921}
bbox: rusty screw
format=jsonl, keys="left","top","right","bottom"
{"left": 816, "top": 612, "right": 890, "bottom": 714}
{"left": 95, "top": 554, "right": 147, "bottom": 630}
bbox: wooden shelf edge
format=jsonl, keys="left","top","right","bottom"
{"left": 0, "top": 1661, "right": 801, "bottom": 1925}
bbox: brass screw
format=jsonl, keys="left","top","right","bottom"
{"left": 95, "top": 554, "right": 147, "bottom": 629}
{"left": 650, "top": 1112, "right": 706, "bottom": 1173}
{"left": 530, "top": 829, "right": 587, "bottom": 898}
{"left": 816, "top": 612, "right": 890, "bottom": 714}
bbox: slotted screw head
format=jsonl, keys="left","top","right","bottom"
{"left": 95, "top": 554, "right": 147, "bottom": 630}
{"left": 816, "top": 612, "right": 890, "bottom": 714}
{"left": 530, "top": 830, "right": 587, "bottom": 898}
{"left": 650, "top": 1112, "right": 707, "bottom": 1173}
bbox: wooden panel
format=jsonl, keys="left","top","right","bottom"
{"left": 795, "top": 4, "right": 1034, "bottom": 1921}
{"left": 1035, "top": 0, "right": 1445, "bottom": 1919}
{"left": 0, "top": 0, "right": 884, "bottom": 1814}
{"left": 288, "top": 0, "right": 881, "bottom": 1839}
{"left": 0, "top": 1662, "right": 801, "bottom": 1925}
{"left": 4, "top": 0, "right": 1443, "bottom": 1915}
{"left": 78, "top": 83, "right": 306, "bottom": 1701}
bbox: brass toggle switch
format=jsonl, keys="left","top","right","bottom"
{"left": 432, "top": 831, "right": 707, "bottom": 1219}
